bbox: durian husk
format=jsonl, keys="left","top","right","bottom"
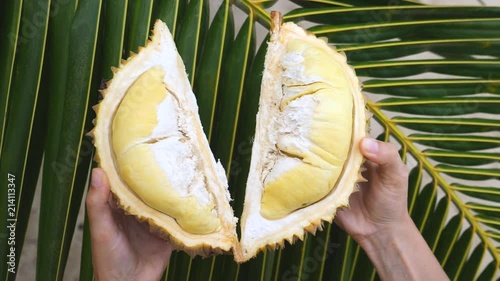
{"left": 234, "top": 12, "right": 367, "bottom": 263}
{"left": 92, "top": 20, "right": 238, "bottom": 257}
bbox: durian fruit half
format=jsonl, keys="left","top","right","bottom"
{"left": 93, "top": 20, "right": 238, "bottom": 256}
{"left": 235, "top": 12, "right": 367, "bottom": 262}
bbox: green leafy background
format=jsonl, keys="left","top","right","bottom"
{"left": 0, "top": 0, "right": 499, "bottom": 280}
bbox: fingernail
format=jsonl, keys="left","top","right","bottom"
{"left": 91, "top": 169, "right": 102, "bottom": 188}
{"left": 361, "top": 138, "right": 379, "bottom": 154}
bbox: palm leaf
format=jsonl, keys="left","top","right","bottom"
{"left": 79, "top": 210, "right": 94, "bottom": 281}
{"left": 0, "top": 0, "right": 499, "bottom": 280}
{"left": 176, "top": 0, "right": 209, "bottom": 85}
{"left": 194, "top": 0, "right": 234, "bottom": 139}
{"left": 0, "top": 0, "right": 23, "bottom": 154}
{"left": 0, "top": 0, "right": 50, "bottom": 280}
{"left": 37, "top": 0, "right": 101, "bottom": 280}
{"left": 124, "top": 0, "right": 153, "bottom": 54}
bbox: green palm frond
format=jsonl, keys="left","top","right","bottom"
{"left": 0, "top": 0, "right": 49, "bottom": 279}
{"left": 0, "top": 0, "right": 499, "bottom": 280}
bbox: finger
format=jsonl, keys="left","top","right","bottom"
{"left": 359, "top": 138, "right": 407, "bottom": 176}
{"left": 86, "top": 168, "right": 120, "bottom": 242}
{"left": 108, "top": 192, "right": 120, "bottom": 210}
{"left": 334, "top": 190, "right": 362, "bottom": 230}
{"left": 125, "top": 215, "right": 167, "bottom": 246}
{"left": 360, "top": 160, "right": 376, "bottom": 181}
{"left": 333, "top": 211, "right": 346, "bottom": 230}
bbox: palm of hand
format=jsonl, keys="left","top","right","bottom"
{"left": 105, "top": 211, "right": 171, "bottom": 281}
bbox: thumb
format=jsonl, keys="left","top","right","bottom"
{"left": 359, "top": 138, "right": 408, "bottom": 178}
{"left": 86, "top": 168, "right": 119, "bottom": 242}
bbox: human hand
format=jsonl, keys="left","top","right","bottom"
{"left": 335, "top": 138, "right": 449, "bottom": 281}
{"left": 86, "top": 168, "right": 173, "bottom": 281}
{"left": 335, "top": 137, "right": 410, "bottom": 246}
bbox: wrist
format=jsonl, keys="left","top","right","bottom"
{"left": 360, "top": 216, "right": 413, "bottom": 280}
{"left": 356, "top": 215, "right": 449, "bottom": 281}
{"left": 356, "top": 213, "right": 417, "bottom": 263}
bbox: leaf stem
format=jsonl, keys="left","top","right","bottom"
{"left": 236, "top": 0, "right": 271, "bottom": 28}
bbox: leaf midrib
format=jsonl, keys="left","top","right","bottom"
{"left": 285, "top": 5, "right": 500, "bottom": 19}
{"left": 339, "top": 38, "right": 500, "bottom": 52}
{"left": 312, "top": 18, "right": 500, "bottom": 34}
{"left": 353, "top": 59, "right": 500, "bottom": 69}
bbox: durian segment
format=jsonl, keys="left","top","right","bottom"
{"left": 112, "top": 67, "right": 219, "bottom": 234}
{"left": 236, "top": 12, "right": 366, "bottom": 262}
{"left": 93, "top": 20, "right": 238, "bottom": 256}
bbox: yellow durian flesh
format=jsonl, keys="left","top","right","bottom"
{"left": 260, "top": 38, "right": 353, "bottom": 220}
{"left": 112, "top": 67, "right": 220, "bottom": 234}
{"left": 93, "top": 20, "right": 238, "bottom": 257}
